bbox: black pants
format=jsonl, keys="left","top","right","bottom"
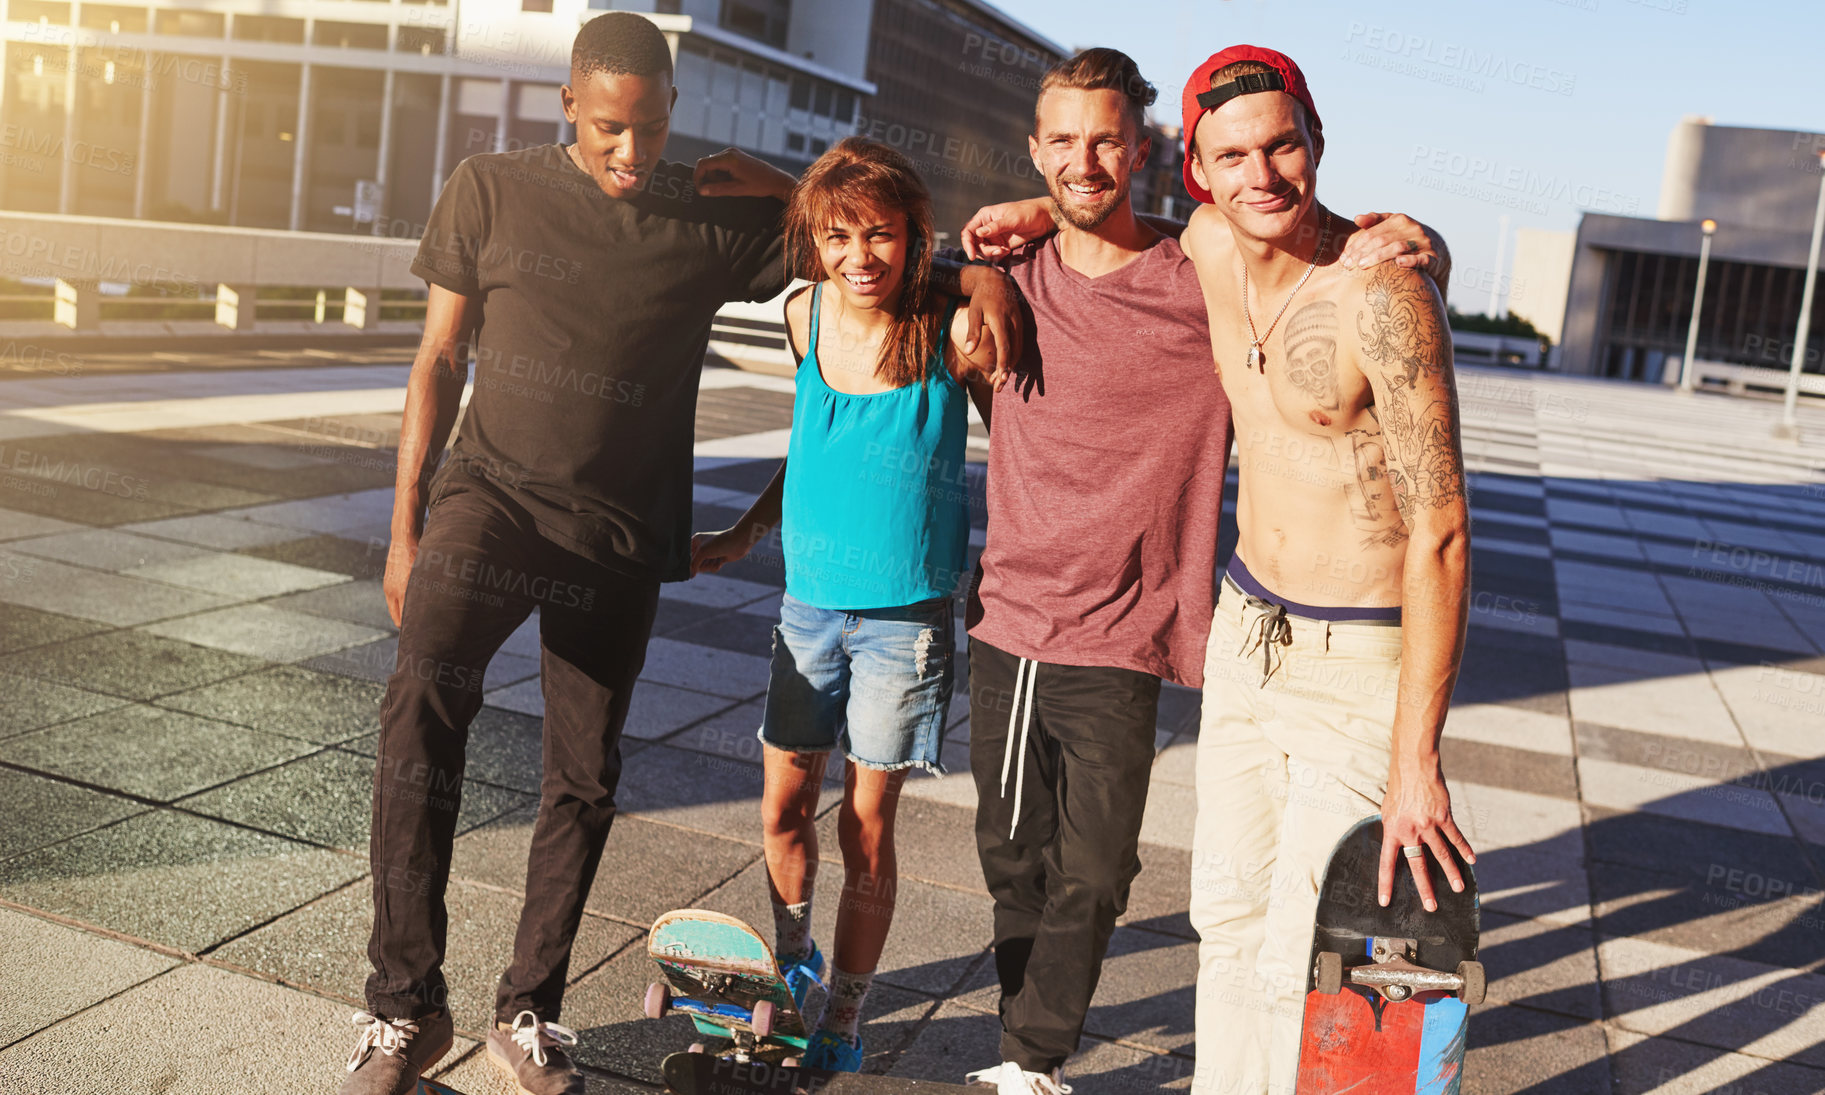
{"left": 968, "top": 638, "right": 1162, "bottom": 1073}
{"left": 365, "top": 481, "right": 659, "bottom": 1023}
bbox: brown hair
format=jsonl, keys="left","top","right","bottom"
{"left": 1036, "top": 48, "right": 1158, "bottom": 134}
{"left": 1195, "top": 60, "right": 1314, "bottom": 155}
{"left": 784, "top": 137, "right": 942, "bottom": 390}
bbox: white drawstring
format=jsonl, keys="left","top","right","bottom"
{"left": 998, "top": 657, "right": 1029, "bottom": 790}
{"left": 506, "top": 1009, "right": 579, "bottom": 1068}
{"left": 998, "top": 657, "right": 1038, "bottom": 840}
{"left": 346, "top": 1011, "right": 419, "bottom": 1072}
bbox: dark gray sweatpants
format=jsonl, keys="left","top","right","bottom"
{"left": 968, "top": 637, "right": 1162, "bottom": 1073}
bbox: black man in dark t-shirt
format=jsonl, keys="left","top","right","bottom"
{"left": 340, "top": 14, "right": 1022, "bottom": 1095}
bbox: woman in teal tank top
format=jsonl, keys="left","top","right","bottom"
{"left": 689, "top": 138, "right": 1000, "bottom": 1071}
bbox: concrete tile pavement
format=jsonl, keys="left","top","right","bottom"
{"left": 0, "top": 364, "right": 1823, "bottom": 1093}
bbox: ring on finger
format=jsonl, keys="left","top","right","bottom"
{"left": 1401, "top": 845, "right": 1425, "bottom": 858}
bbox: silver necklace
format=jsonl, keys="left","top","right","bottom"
{"left": 1242, "top": 217, "right": 1331, "bottom": 372}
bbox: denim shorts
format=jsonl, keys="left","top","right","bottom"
{"left": 760, "top": 592, "right": 955, "bottom": 774}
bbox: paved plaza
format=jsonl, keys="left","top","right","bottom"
{"left": 1, "top": 352, "right": 1823, "bottom": 1095}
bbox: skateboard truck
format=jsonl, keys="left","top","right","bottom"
{"left": 1313, "top": 936, "right": 1486, "bottom": 1005}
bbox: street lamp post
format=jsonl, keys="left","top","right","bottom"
{"left": 1776, "top": 149, "right": 1825, "bottom": 437}
{"left": 1679, "top": 218, "right": 1717, "bottom": 393}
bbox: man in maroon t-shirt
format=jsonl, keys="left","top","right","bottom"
{"left": 955, "top": 49, "right": 1448, "bottom": 1095}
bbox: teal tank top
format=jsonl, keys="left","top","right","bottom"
{"left": 781, "top": 284, "right": 971, "bottom": 610}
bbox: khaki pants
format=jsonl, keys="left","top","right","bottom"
{"left": 1189, "top": 586, "right": 1403, "bottom": 1095}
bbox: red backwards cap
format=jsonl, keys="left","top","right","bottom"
{"left": 1180, "top": 45, "right": 1323, "bottom": 204}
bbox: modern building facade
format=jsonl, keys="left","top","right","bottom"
{"left": 857, "top": 0, "right": 1060, "bottom": 240}
{"left": 1507, "top": 226, "right": 1575, "bottom": 345}
{"left": 0, "top": 0, "right": 873, "bottom": 237}
{"left": 0, "top": 0, "right": 1189, "bottom": 249}
{"left": 1550, "top": 117, "right": 1825, "bottom": 385}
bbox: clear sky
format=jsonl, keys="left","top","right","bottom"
{"left": 989, "top": 0, "right": 1825, "bottom": 320}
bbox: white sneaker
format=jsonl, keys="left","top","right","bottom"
{"left": 965, "top": 1061, "right": 1072, "bottom": 1095}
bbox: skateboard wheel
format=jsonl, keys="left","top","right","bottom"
{"left": 1315, "top": 951, "right": 1343, "bottom": 995}
{"left": 750, "top": 999, "right": 775, "bottom": 1038}
{"left": 1457, "top": 961, "right": 1486, "bottom": 1005}
{"left": 688, "top": 1043, "right": 708, "bottom": 1055}
{"left": 643, "top": 982, "right": 672, "bottom": 1019}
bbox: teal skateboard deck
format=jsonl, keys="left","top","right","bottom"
{"left": 645, "top": 909, "right": 811, "bottom": 1056}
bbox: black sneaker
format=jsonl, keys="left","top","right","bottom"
{"left": 487, "top": 1010, "right": 585, "bottom": 1095}
{"left": 338, "top": 1009, "right": 454, "bottom": 1095}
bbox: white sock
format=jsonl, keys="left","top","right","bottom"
{"left": 772, "top": 898, "right": 813, "bottom": 963}
{"left": 819, "top": 966, "right": 873, "bottom": 1042}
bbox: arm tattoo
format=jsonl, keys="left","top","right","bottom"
{"left": 1358, "top": 265, "right": 1464, "bottom": 511}
{"left": 1285, "top": 300, "right": 1341, "bottom": 412}
{"left": 1344, "top": 425, "right": 1410, "bottom": 549}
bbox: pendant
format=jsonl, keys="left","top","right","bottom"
{"left": 1247, "top": 343, "right": 1263, "bottom": 371}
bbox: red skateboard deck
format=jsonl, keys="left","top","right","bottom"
{"left": 1295, "top": 817, "right": 1482, "bottom": 1095}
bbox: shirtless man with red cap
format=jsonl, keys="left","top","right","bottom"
{"left": 1176, "top": 46, "right": 1475, "bottom": 1095}
{"left": 962, "top": 44, "right": 1475, "bottom": 1095}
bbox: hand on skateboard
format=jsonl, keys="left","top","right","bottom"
{"left": 1298, "top": 817, "right": 1484, "bottom": 1094}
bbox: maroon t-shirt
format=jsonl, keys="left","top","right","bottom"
{"left": 970, "top": 234, "right": 1232, "bottom": 688}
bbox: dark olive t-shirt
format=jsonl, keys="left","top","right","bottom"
{"left": 412, "top": 144, "right": 786, "bottom": 582}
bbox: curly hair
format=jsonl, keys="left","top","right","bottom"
{"left": 572, "top": 12, "right": 674, "bottom": 84}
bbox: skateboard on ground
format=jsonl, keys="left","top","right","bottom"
{"left": 1296, "top": 816, "right": 1484, "bottom": 1095}
{"left": 417, "top": 1079, "right": 465, "bottom": 1094}
{"left": 644, "top": 909, "right": 813, "bottom": 1063}
{"left": 662, "top": 1049, "right": 980, "bottom": 1095}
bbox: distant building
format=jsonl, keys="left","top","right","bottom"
{"left": 637, "top": 0, "right": 872, "bottom": 176}
{"left": 0, "top": 0, "right": 1195, "bottom": 247}
{"left": 1134, "top": 120, "right": 1189, "bottom": 224}
{"left": 0, "top": 0, "right": 872, "bottom": 235}
{"left": 1507, "top": 227, "right": 1575, "bottom": 345}
{"left": 1547, "top": 117, "right": 1825, "bottom": 385}
{"left": 857, "top": 0, "right": 1062, "bottom": 240}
